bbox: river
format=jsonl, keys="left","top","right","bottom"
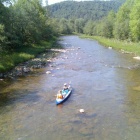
{"left": 0, "top": 35, "right": 140, "bottom": 140}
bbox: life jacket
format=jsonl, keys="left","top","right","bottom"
{"left": 57, "top": 93, "right": 63, "bottom": 99}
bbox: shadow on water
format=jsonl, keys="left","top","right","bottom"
{"left": 0, "top": 89, "right": 41, "bottom": 108}
{"left": 77, "top": 112, "right": 97, "bottom": 119}
{"left": 68, "top": 113, "right": 97, "bottom": 125}
{"left": 0, "top": 69, "right": 50, "bottom": 108}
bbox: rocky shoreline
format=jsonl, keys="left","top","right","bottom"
{"left": 0, "top": 49, "right": 64, "bottom": 80}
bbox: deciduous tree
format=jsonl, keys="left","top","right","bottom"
{"left": 129, "top": 0, "right": 140, "bottom": 42}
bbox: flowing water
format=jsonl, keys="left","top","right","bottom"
{"left": 0, "top": 36, "right": 140, "bottom": 140}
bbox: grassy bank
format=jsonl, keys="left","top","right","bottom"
{"left": 80, "top": 35, "right": 140, "bottom": 56}
{"left": 0, "top": 38, "right": 60, "bottom": 73}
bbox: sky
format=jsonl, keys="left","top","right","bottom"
{"left": 43, "top": 0, "right": 109, "bottom": 6}
{"left": 47, "top": 0, "right": 90, "bottom": 5}
{"left": 48, "top": 0, "right": 66, "bottom": 5}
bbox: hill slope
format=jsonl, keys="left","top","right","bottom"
{"left": 48, "top": 0, "right": 126, "bottom": 20}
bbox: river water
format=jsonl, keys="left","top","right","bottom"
{"left": 0, "top": 36, "right": 140, "bottom": 140}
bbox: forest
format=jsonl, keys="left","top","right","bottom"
{"left": 0, "top": 0, "right": 58, "bottom": 51}
{"left": 48, "top": 0, "right": 140, "bottom": 42}
{"left": 48, "top": 0, "right": 125, "bottom": 20}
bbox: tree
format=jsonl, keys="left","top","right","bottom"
{"left": 0, "top": 2, "right": 10, "bottom": 50}
{"left": 49, "top": 0, "right": 125, "bottom": 21}
{"left": 129, "top": 0, "right": 140, "bottom": 42}
{"left": 67, "top": 19, "right": 75, "bottom": 33}
{"left": 0, "top": 24, "right": 7, "bottom": 52}
{"left": 113, "top": 0, "right": 133, "bottom": 40}
{"left": 11, "top": 0, "right": 51, "bottom": 46}
{"left": 105, "top": 11, "right": 115, "bottom": 38}
{"left": 58, "top": 18, "right": 71, "bottom": 34}
{"left": 74, "top": 18, "right": 85, "bottom": 33}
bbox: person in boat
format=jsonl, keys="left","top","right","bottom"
{"left": 63, "top": 83, "right": 70, "bottom": 92}
{"left": 62, "top": 83, "right": 70, "bottom": 96}
{"left": 56, "top": 90, "right": 63, "bottom": 99}
{"left": 63, "top": 83, "right": 70, "bottom": 91}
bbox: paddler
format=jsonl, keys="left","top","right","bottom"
{"left": 56, "top": 90, "right": 63, "bottom": 99}
{"left": 63, "top": 83, "right": 70, "bottom": 90}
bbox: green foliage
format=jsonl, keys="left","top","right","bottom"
{"left": 74, "top": 18, "right": 85, "bottom": 33}
{"left": 49, "top": 1, "right": 125, "bottom": 21}
{"left": 83, "top": 20, "right": 95, "bottom": 35}
{"left": 0, "top": 24, "right": 6, "bottom": 47}
{"left": 113, "top": 1, "right": 132, "bottom": 40}
{"left": 67, "top": 19, "right": 75, "bottom": 33}
{"left": 0, "top": 40, "right": 55, "bottom": 72}
{"left": 49, "top": 0, "right": 126, "bottom": 38}
{"left": 11, "top": 0, "right": 50, "bottom": 45}
{"left": 58, "top": 18, "right": 71, "bottom": 34}
{"left": 0, "top": 2, "right": 9, "bottom": 51}
{"left": 129, "top": 0, "right": 140, "bottom": 42}
{"left": 103, "top": 11, "right": 115, "bottom": 38}
{"left": 0, "top": 0, "right": 58, "bottom": 51}
{"left": 82, "top": 0, "right": 140, "bottom": 42}
{"left": 52, "top": 17, "right": 86, "bottom": 35}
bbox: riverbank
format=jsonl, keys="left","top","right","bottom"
{"left": 80, "top": 35, "right": 140, "bottom": 56}
{"left": 0, "top": 38, "right": 63, "bottom": 78}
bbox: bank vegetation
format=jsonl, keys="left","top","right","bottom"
{"left": 0, "top": 0, "right": 58, "bottom": 73}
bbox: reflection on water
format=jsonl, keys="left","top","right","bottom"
{"left": 0, "top": 36, "right": 140, "bottom": 140}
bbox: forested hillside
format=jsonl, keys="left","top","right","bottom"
{"left": 82, "top": 0, "right": 139, "bottom": 42}
{"left": 48, "top": 0, "right": 125, "bottom": 21}
{"left": 47, "top": 0, "right": 140, "bottom": 43}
